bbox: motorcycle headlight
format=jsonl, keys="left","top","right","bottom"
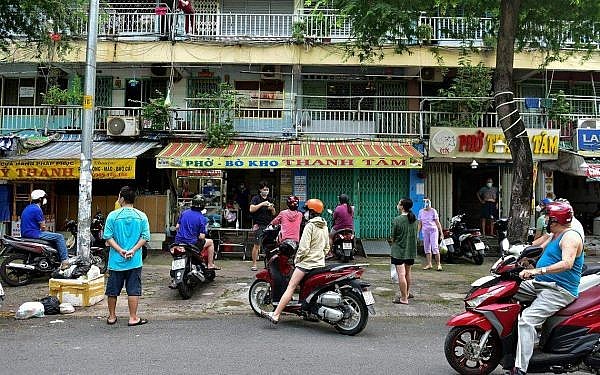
{"left": 466, "top": 285, "right": 507, "bottom": 308}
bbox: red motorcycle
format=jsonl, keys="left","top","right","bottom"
{"left": 249, "top": 226, "right": 375, "bottom": 336}
{"left": 444, "top": 246, "right": 600, "bottom": 375}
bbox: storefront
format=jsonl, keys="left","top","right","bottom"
{"left": 0, "top": 139, "right": 166, "bottom": 236}
{"left": 156, "top": 140, "right": 423, "bottom": 239}
{"left": 427, "top": 127, "right": 560, "bottom": 229}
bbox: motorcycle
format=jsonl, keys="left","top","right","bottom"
{"left": 249, "top": 225, "right": 375, "bottom": 336}
{"left": 442, "top": 213, "right": 488, "bottom": 265}
{"left": 65, "top": 212, "right": 109, "bottom": 273}
{"left": 444, "top": 246, "right": 600, "bottom": 375}
{"left": 168, "top": 242, "right": 216, "bottom": 299}
{"left": 495, "top": 218, "right": 537, "bottom": 258}
{"left": 331, "top": 228, "right": 356, "bottom": 263}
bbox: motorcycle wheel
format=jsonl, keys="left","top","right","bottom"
{"left": 444, "top": 326, "right": 501, "bottom": 375}
{"left": 177, "top": 273, "right": 193, "bottom": 300}
{"left": 248, "top": 279, "right": 273, "bottom": 316}
{"left": 0, "top": 253, "right": 34, "bottom": 287}
{"left": 335, "top": 289, "right": 368, "bottom": 336}
{"left": 473, "top": 253, "right": 484, "bottom": 265}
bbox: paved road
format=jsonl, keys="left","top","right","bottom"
{"left": 0, "top": 316, "right": 509, "bottom": 375}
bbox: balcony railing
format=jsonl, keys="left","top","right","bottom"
{"left": 1, "top": 96, "right": 598, "bottom": 140}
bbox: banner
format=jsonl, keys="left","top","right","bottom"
{"left": 0, "top": 159, "right": 136, "bottom": 180}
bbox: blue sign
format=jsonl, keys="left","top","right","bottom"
{"left": 577, "top": 128, "right": 600, "bottom": 151}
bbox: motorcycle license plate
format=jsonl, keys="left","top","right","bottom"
{"left": 474, "top": 242, "right": 486, "bottom": 251}
{"left": 342, "top": 242, "right": 353, "bottom": 250}
{"left": 443, "top": 238, "right": 454, "bottom": 245}
{"left": 362, "top": 290, "right": 375, "bottom": 305}
{"left": 171, "top": 258, "right": 186, "bottom": 270}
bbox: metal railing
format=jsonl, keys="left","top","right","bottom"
{"left": 2, "top": 96, "right": 598, "bottom": 140}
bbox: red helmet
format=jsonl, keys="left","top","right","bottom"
{"left": 286, "top": 195, "right": 299, "bottom": 210}
{"left": 305, "top": 198, "right": 324, "bottom": 214}
{"left": 546, "top": 202, "right": 573, "bottom": 225}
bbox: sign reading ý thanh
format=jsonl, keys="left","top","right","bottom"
{"left": 0, "top": 159, "right": 136, "bottom": 180}
{"left": 429, "top": 127, "right": 560, "bottom": 160}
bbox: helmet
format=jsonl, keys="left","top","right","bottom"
{"left": 305, "top": 199, "right": 324, "bottom": 214}
{"left": 546, "top": 202, "right": 573, "bottom": 225}
{"left": 540, "top": 198, "right": 553, "bottom": 206}
{"left": 286, "top": 195, "right": 299, "bottom": 210}
{"left": 31, "top": 189, "right": 46, "bottom": 201}
{"left": 191, "top": 194, "right": 206, "bottom": 209}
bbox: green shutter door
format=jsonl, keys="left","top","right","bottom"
{"left": 307, "top": 169, "right": 409, "bottom": 239}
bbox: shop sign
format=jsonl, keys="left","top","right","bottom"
{"left": 0, "top": 159, "right": 136, "bottom": 180}
{"left": 576, "top": 128, "right": 600, "bottom": 155}
{"left": 429, "top": 127, "right": 559, "bottom": 160}
{"left": 157, "top": 156, "right": 422, "bottom": 169}
{"left": 176, "top": 169, "right": 223, "bottom": 178}
{"left": 585, "top": 164, "right": 600, "bottom": 179}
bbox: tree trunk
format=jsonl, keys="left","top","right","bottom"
{"left": 494, "top": 0, "right": 533, "bottom": 243}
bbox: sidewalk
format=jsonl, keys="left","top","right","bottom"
{"left": 2, "top": 253, "right": 595, "bottom": 321}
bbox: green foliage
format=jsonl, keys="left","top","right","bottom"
{"left": 142, "top": 91, "right": 171, "bottom": 131}
{"left": 434, "top": 57, "right": 493, "bottom": 127}
{"left": 292, "top": 21, "right": 307, "bottom": 44}
{"left": 0, "top": 0, "right": 88, "bottom": 55}
{"left": 195, "top": 83, "right": 237, "bottom": 148}
{"left": 547, "top": 90, "right": 571, "bottom": 125}
{"left": 43, "top": 75, "right": 83, "bottom": 105}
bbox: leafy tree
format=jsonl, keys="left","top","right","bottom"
{"left": 0, "top": 0, "right": 87, "bottom": 55}
{"left": 195, "top": 83, "right": 238, "bottom": 148}
{"left": 328, "top": 0, "right": 600, "bottom": 241}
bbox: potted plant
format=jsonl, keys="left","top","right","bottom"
{"left": 142, "top": 93, "right": 172, "bottom": 131}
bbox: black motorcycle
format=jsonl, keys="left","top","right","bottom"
{"left": 169, "top": 242, "right": 216, "bottom": 299}
{"left": 331, "top": 228, "right": 356, "bottom": 263}
{"left": 442, "top": 214, "right": 487, "bottom": 265}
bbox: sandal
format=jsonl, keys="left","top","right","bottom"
{"left": 437, "top": 265, "right": 443, "bottom": 271}
{"left": 392, "top": 297, "right": 409, "bottom": 305}
{"left": 251, "top": 266, "right": 258, "bottom": 271}
{"left": 260, "top": 311, "right": 278, "bottom": 325}
{"left": 128, "top": 318, "right": 148, "bottom": 327}
{"left": 422, "top": 265, "right": 432, "bottom": 270}
{"left": 207, "top": 266, "right": 221, "bottom": 270}
{"left": 106, "top": 317, "right": 117, "bottom": 325}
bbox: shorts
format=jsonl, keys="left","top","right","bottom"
{"left": 391, "top": 257, "right": 415, "bottom": 266}
{"left": 105, "top": 267, "right": 142, "bottom": 297}
{"left": 253, "top": 224, "right": 267, "bottom": 245}
{"left": 481, "top": 201, "right": 498, "bottom": 220}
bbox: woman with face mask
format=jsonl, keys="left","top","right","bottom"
{"left": 417, "top": 197, "right": 444, "bottom": 271}
{"left": 249, "top": 181, "right": 276, "bottom": 271}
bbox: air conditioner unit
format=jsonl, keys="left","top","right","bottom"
{"left": 261, "top": 65, "right": 281, "bottom": 80}
{"left": 577, "top": 118, "right": 600, "bottom": 129}
{"left": 106, "top": 116, "right": 140, "bottom": 137}
{"left": 420, "top": 67, "right": 443, "bottom": 82}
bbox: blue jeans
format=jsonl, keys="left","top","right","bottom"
{"left": 39, "top": 231, "right": 68, "bottom": 261}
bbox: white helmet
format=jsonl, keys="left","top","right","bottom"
{"left": 31, "top": 189, "right": 46, "bottom": 201}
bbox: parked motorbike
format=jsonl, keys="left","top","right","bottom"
{"left": 495, "top": 218, "right": 536, "bottom": 258}
{"left": 65, "top": 212, "right": 109, "bottom": 273}
{"left": 442, "top": 213, "right": 487, "bottom": 265}
{"left": 331, "top": 228, "right": 356, "bottom": 263}
{"left": 444, "top": 246, "right": 600, "bottom": 375}
{"left": 249, "top": 225, "right": 375, "bottom": 335}
{"left": 169, "top": 242, "right": 216, "bottom": 299}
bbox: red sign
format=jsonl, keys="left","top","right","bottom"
{"left": 586, "top": 164, "right": 600, "bottom": 178}
{"left": 176, "top": 169, "right": 223, "bottom": 178}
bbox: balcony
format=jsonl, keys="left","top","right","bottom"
{"left": 1, "top": 96, "right": 598, "bottom": 141}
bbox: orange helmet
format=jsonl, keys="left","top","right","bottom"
{"left": 305, "top": 199, "right": 324, "bottom": 214}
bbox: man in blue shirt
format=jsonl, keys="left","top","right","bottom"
{"left": 103, "top": 186, "right": 151, "bottom": 327}
{"left": 174, "top": 195, "right": 217, "bottom": 269}
{"left": 508, "top": 202, "right": 584, "bottom": 375}
{"left": 20, "top": 189, "right": 69, "bottom": 269}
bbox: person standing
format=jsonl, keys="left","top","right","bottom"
{"left": 476, "top": 177, "right": 499, "bottom": 237}
{"left": 260, "top": 199, "right": 329, "bottom": 324}
{"left": 20, "top": 189, "right": 69, "bottom": 270}
{"left": 390, "top": 198, "right": 418, "bottom": 305}
{"left": 534, "top": 198, "right": 553, "bottom": 240}
{"left": 270, "top": 195, "right": 303, "bottom": 243}
{"left": 509, "top": 201, "right": 583, "bottom": 375}
{"left": 249, "top": 181, "right": 276, "bottom": 271}
{"left": 417, "top": 197, "right": 444, "bottom": 271}
{"left": 104, "top": 186, "right": 151, "bottom": 327}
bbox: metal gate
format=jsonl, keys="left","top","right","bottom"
{"left": 307, "top": 169, "right": 409, "bottom": 239}
{"left": 424, "top": 163, "right": 453, "bottom": 226}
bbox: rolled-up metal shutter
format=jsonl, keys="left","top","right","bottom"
{"left": 424, "top": 163, "right": 453, "bottom": 227}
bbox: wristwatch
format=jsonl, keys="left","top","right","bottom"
{"left": 540, "top": 267, "right": 547, "bottom": 275}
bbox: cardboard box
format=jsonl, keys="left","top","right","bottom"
{"left": 49, "top": 275, "right": 105, "bottom": 307}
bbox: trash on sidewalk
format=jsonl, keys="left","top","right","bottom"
{"left": 59, "top": 303, "right": 75, "bottom": 314}
{"left": 49, "top": 274, "right": 105, "bottom": 307}
{"left": 39, "top": 295, "right": 60, "bottom": 315}
{"left": 15, "top": 301, "right": 45, "bottom": 319}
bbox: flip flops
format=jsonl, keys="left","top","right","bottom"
{"left": 422, "top": 265, "right": 432, "bottom": 270}
{"left": 392, "top": 297, "right": 409, "bottom": 305}
{"left": 106, "top": 317, "right": 117, "bottom": 325}
{"left": 260, "top": 311, "right": 278, "bottom": 325}
{"left": 207, "top": 266, "right": 221, "bottom": 271}
{"left": 128, "top": 318, "right": 148, "bottom": 327}
{"left": 251, "top": 266, "right": 258, "bottom": 271}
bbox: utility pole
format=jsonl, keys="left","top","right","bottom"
{"left": 77, "top": 0, "right": 100, "bottom": 261}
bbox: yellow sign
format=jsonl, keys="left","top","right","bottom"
{"left": 0, "top": 159, "right": 135, "bottom": 180}
{"left": 83, "top": 95, "right": 93, "bottom": 109}
{"left": 157, "top": 156, "right": 422, "bottom": 169}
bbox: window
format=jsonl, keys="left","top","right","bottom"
{"left": 234, "top": 80, "right": 284, "bottom": 118}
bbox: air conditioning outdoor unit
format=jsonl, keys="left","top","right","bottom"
{"left": 420, "top": 67, "right": 443, "bottom": 82}
{"left": 106, "top": 116, "right": 140, "bottom": 137}
{"left": 577, "top": 118, "right": 600, "bottom": 129}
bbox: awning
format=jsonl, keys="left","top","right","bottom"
{"left": 0, "top": 141, "right": 159, "bottom": 180}
{"left": 541, "top": 150, "right": 586, "bottom": 177}
{"left": 156, "top": 140, "right": 422, "bottom": 169}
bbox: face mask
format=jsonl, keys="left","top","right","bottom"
{"left": 42, "top": 198, "right": 47, "bottom": 206}
{"left": 486, "top": 182, "right": 493, "bottom": 188}
{"left": 535, "top": 205, "right": 542, "bottom": 213}
{"left": 260, "top": 191, "right": 268, "bottom": 198}
{"left": 424, "top": 201, "right": 430, "bottom": 208}
{"left": 206, "top": 182, "right": 212, "bottom": 187}
{"left": 304, "top": 211, "right": 310, "bottom": 220}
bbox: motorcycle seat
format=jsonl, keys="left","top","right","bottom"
{"left": 303, "top": 264, "right": 338, "bottom": 279}
{"left": 5, "top": 235, "right": 55, "bottom": 246}
{"left": 556, "top": 285, "right": 600, "bottom": 316}
{"left": 582, "top": 263, "right": 600, "bottom": 276}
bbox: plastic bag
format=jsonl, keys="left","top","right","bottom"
{"left": 86, "top": 265, "right": 101, "bottom": 280}
{"left": 390, "top": 264, "right": 398, "bottom": 282}
{"left": 59, "top": 303, "right": 75, "bottom": 314}
{"left": 39, "top": 296, "right": 60, "bottom": 315}
{"left": 439, "top": 238, "right": 448, "bottom": 255}
{"left": 15, "top": 302, "right": 45, "bottom": 319}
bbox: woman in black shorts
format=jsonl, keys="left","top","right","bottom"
{"left": 390, "top": 198, "right": 417, "bottom": 305}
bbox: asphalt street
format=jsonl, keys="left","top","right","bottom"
{"left": 0, "top": 316, "right": 510, "bottom": 375}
